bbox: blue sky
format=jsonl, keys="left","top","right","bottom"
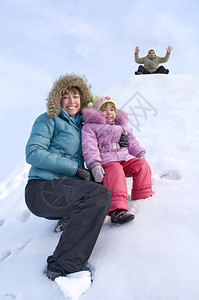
{"left": 0, "top": 0, "right": 199, "bottom": 181}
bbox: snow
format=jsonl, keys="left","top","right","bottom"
{"left": 55, "top": 271, "right": 92, "bottom": 300}
{"left": 1, "top": 74, "right": 199, "bottom": 300}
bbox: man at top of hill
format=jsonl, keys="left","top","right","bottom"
{"left": 134, "top": 46, "right": 172, "bottom": 75}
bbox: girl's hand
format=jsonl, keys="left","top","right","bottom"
{"left": 136, "top": 152, "right": 145, "bottom": 159}
{"left": 91, "top": 165, "right": 105, "bottom": 183}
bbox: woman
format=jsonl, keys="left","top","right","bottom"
{"left": 25, "top": 74, "right": 112, "bottom": 280}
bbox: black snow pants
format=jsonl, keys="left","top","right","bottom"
{"left": 25, "top": 179, "right": 112, "bottom": 275}
{"left": 137, "top": 65, "right": 168, "bottom": 74}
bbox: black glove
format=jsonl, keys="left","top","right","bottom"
{"left": 119, "top": 135, "right": 129, "bottom": 148}
{"left": 76, "top": 166, "right": 94, "bottom": 181}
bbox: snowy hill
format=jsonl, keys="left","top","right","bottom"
{"left": 1, "top": 75, "right": 199, "bottom": 300}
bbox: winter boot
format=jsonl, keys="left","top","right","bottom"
{"left": 54, "top": 217, "right": 69, "bottom": 232}
{"left": 46, "top": 261, "right": 92, "bottom": 281}
{"left": 163, "top": 69, "right": 169, "bottom": 74}
{"left": 110, "top": 209, "right": 135, "bottom": 224}
{"left": 46, "top": 269, "right": 63, "bottom": 280}
{"left": 46, "top": 259, "right": 67, "bottom": 281}
{"left": 135, "top": 71, "right": 143, "bottom": 75}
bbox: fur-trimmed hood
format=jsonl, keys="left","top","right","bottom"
{"left": 47, "top": 74, "right": 92, "bottom": 118}
{"left": 82, "top": 107, "right": 129, "bottom": 126}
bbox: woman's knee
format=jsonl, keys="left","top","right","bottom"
{"left": 87, "top": 183, "right": 112, "bottom": 210}
{"left": 102, "top": 186, "right": 112, "bottom": 207}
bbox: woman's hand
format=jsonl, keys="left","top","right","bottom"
{"left": 76, "top": 166, "right": 94, "bottom": 181}
{"left": 119, "top": 135, "right": 129, "bottom": 148}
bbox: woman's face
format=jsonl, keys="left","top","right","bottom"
{"left": 61, "top": 90, "right": 81, "bottom": 117}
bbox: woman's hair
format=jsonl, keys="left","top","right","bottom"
{"left": 47, "top": 74, "right": 92, "bottom": 118}
{"left": 61, "top": 87, "right": 80, "bottom": 97}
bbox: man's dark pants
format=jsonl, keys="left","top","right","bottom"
{"left": 137, "top": 65, "right": 168, "bottom": 74}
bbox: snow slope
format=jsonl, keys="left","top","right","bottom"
{"left": 0, "top": 75, "right": 199, "bottom": 300}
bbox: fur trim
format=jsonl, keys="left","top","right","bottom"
{"left": 82, "top": 107, "right": 106, "bottom": 124}
{"left": 115, "top": 110, "right": 128, "bottom": 126}
{"left": 47, "top": 74, "right": 92, "bottom": 118}
{"left": 82, "top": 107, "right": 128, "bottom": 126}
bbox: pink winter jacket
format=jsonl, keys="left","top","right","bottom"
{"left": 81, "top": 107, "right": 145, "bottom": 168}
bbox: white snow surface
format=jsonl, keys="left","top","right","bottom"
{"left": 0, "top": 75, "right": 199, "bottom": 300}
{"left": 55, "top": 271, "right": 92, "bottom": 300}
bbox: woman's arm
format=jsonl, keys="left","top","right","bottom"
{"left": 26, "top": 114, "right": 78, "bottom": 176}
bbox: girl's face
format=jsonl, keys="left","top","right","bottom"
{"left": 61, "top": 90, "right": 81, "bottom": 117}
{"left": 100, "top": 103, "right": 116, "bottom": 122}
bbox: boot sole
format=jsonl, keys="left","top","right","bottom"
{"left": 111, "top": 214, "right": 135, "bottom": 224}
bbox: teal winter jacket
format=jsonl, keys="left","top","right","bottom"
{"left": 26, "top": 108, "right": 84, "bottom": 180}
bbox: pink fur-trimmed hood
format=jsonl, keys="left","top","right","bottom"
{"left": 82, "top": 107, "right": 129, "bottom": 126}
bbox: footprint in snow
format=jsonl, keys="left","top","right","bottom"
{"left": 17, "top": 210, "right": 30, "bottom": 223}
{"left": 1, "top": 294, "right": 16, "bottom": 299}
{"left": 0, "top": 250, "right": 12, "bottom": 263}
{"left": 0, "top": 239, "right": 32, "bottom": 264}
{"left": 160, "top": 169, "right": 182, "bottom": 180}
{"left": 0, "top": 219, "right": 5, "bottom": 227}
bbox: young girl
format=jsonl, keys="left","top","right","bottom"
{"left": 81, "top": 96, "right": 152, "bottom": 224}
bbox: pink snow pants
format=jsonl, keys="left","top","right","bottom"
{"left": 103, "top": 158, "right": 152, "bottom": 213}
